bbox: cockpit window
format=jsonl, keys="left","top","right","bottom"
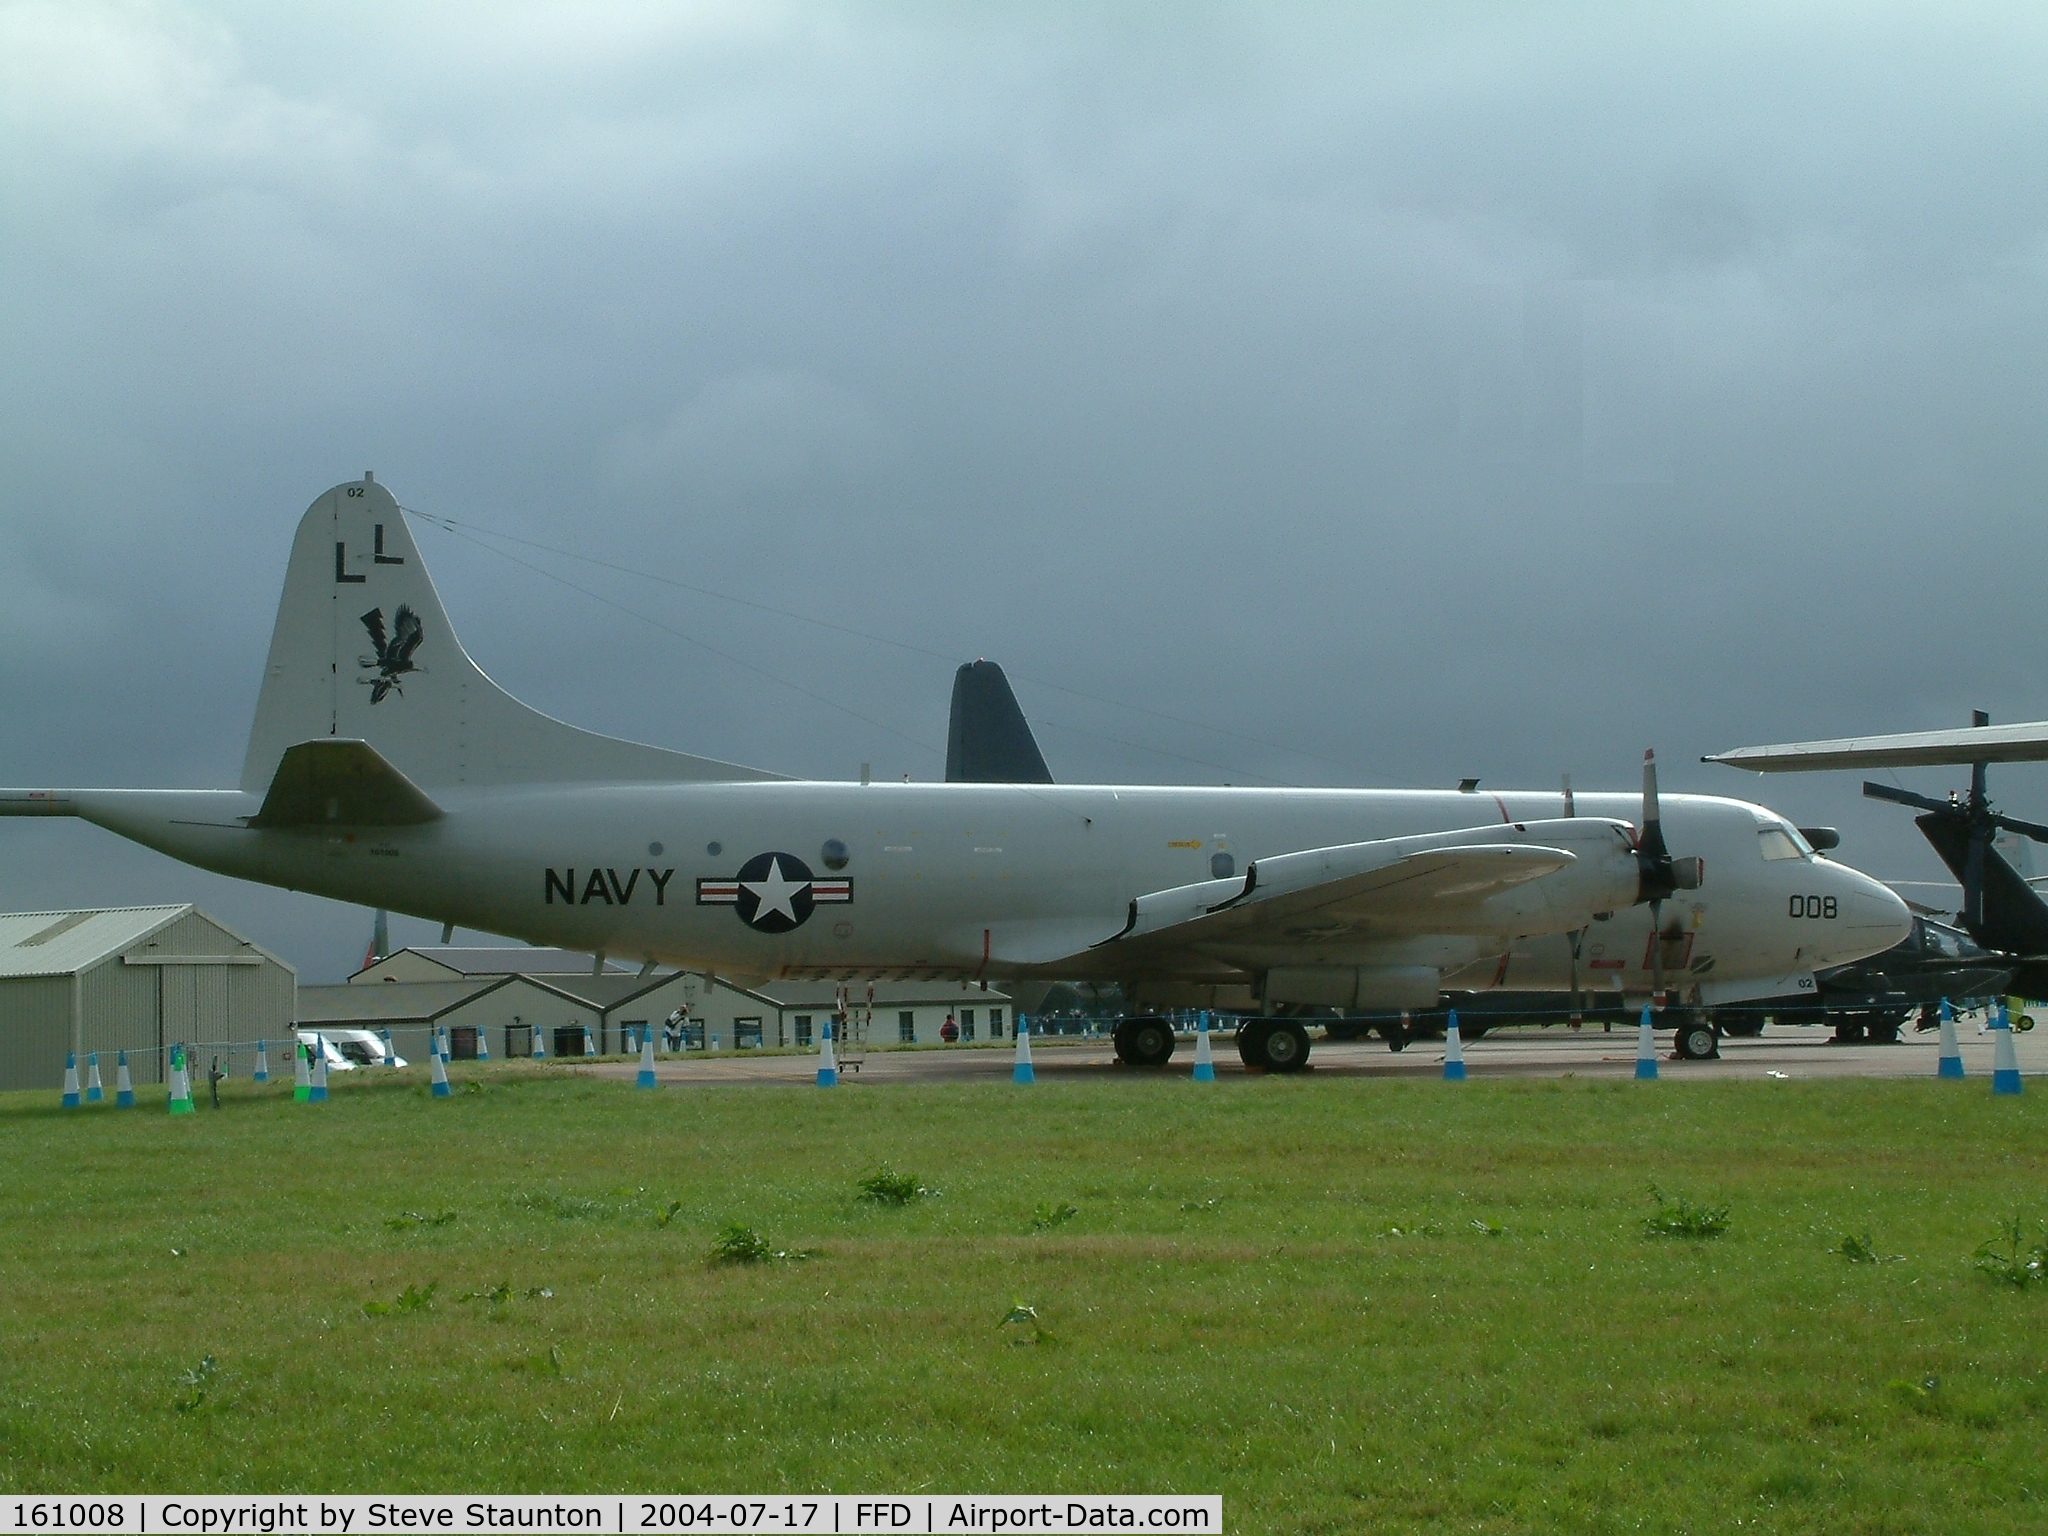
{"left": 1757, "top": 825, "right": 1810, "bottom": 861}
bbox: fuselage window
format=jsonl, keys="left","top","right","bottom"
{"left": 1211, "top": 851, "right": 1236, "bottom": 879}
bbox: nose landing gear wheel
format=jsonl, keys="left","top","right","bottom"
{"left": 1112, "top": 1016, "right": 1177, "bottom": 1067}
{"left": 1674, "top": 1015, "right": 1720, "bottom": 1060}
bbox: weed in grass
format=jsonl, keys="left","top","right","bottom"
{"left": 1833, "top": 1232, "right": 1901, "bottom": 1264}
{"left": 1888, "top": 1376, "right": 1944, "bottom": 1416}
{"left": 1469, "top": 1218, "right": 1508, "bottom": 1238}
{"left": 999, "top": 1302, "right": 1054, "bottom": 1346}
{"left": 708, "top": 1224, "right": 814, "bottom": 1265}
{"left": 172, "top": 1355, "right": 218, "bottom": 1414}
{"left": 857, "top": 1165, "right": 930, "bottom": 1204}
{"left": 1972, "top": 1215, "right": 2048, "bottom": 1288}
{"left": 1031, "top": 1201, "right": 1078, "bottom": 1231}
{"left": 1179, "top": 1197, "right": 1221, "bottom": 1213}
{"left": 1642, "top": 1185, "right": 1730, "bottom": 1239}
{"left": 711, "top": 1224, "right": 773, "bottom": 1264}
{"left": 513, "top": 1192, "right": 616, "bottom": 1221}
{"left": 384, "top": 1210, "right": 458, "bottom": 1230}
{"left": 506, "top": 1344, "right": 566, "bottom": 1376}
{"left": 363, "top": 1281, "right": 438, "bottom": 1316}
{"left": 459, "top": 1282, "right": 513, "bottom": 1305}
{"left": 655, "top": 1200, "right": 685, "bottom": 1228}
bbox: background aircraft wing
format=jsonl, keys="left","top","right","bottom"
{"left": 1706, "top": 721, "right": 2048, "bottom": 772}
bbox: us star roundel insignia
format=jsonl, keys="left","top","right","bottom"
{"left": 697, "top": 852, "right": 852, "bottom": 934}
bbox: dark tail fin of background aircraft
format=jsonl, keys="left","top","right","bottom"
{"left": 944, "top": 660, "right": 1054, "bottom": 784}
{"left": 1915, "top": 812, "right": 2048, "bottom": 979}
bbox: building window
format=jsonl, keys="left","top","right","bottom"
{"left": 989, "top": 1007, "right": 1003, "bottom": 1037}
{"left": 681, "top": 1020, "right": 705, "bottom": 1051}
{"left": 899, "top": 1011, "right": 916, "bottom": 1044}
{"left": 793, "top": 1014, "right": 812, "bottom": 1048}
{"left": 507, "top": 1023, "right": 533, "bottom": 1058}
{"left": 960, "top": 1008, "right": 976, "bottom": 1042}
{"left": 735, "top": 1017, "right": 763, "bottom": 1049}
{"left": 449, "top": 1026, "right": 478, "bottom": 1060}
{"left": 552, "top": 1025, "right": 582, "bottom": 1058}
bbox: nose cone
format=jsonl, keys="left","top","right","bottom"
{"left": 1814, "top": 861, "right": 1914, "bottom": 967}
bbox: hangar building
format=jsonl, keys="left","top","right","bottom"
{"left": 0, "top": 906, "right": 295, "bottom": 1092}
{"left": 301, "top": 946, "right": 1011, "bottom": 1061}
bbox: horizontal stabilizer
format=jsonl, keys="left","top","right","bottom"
{"left": 251, "top": 740, "right": 443, "bottom": 828}
{"left": 1707, "top": 721, "right": 2048, "bottom": 772}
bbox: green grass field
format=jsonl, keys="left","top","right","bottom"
{"left": 2, "top": 1065, "right": 2044, "bottom": 1533}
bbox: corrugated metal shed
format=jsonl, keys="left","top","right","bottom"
{"left": 0, "top": 907, "right": 194, "bottom": 978}
{"left": 0, "top": 906, "right": 295, "bottom": 1094}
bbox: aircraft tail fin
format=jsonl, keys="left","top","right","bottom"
{"left": 240, "top": 477, "right": 783, "bottom": 792}
{"left": 944, "top": 659, "right": 1054, "bottom": 784}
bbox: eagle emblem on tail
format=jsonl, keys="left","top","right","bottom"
{"left": 358, "top": 605, "right": 424, "bottom": 702}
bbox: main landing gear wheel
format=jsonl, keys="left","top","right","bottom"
{"left": 1674, "top": 1015, "right": 1720, "bottom": 1061}
{"left": 1112, "top": 1016, "right": 1177, "bottom": 1067}
{"left": 1238, "top": 1018, "right": 1311, "bottom": 1073}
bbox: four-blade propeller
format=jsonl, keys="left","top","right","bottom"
{"left": 1636, "top": 749, "right": 1704, "bottom": 1007}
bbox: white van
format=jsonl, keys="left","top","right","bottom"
{"left": 295, "top": 1028, "right": 407, "bottom": 1070}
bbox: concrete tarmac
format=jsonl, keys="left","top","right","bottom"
{"left": 584, "top": 1022, "right": 2040, "bottom": 1087}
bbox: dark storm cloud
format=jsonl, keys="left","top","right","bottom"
{"left": 4, "top": 3, "right": 2046, "bottom": 977}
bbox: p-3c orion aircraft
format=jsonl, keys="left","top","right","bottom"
{"left": 2, "top": 477, "right": 1912, "bottom": 1071}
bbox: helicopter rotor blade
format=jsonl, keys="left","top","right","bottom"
{"left": 1863, "top": 780, "right": 1954, "bottom": 815}
{"left": 1989, "top": 812, "right": 2048, "bottom": 844}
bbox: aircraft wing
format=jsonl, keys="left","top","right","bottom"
{"left": 1090, "top": 821, "right": 1636, "bottom": 965}
{"left": 1705, "top": 721, "right": 2048, "bottom": 772}
{"left": 250, "top": 739, "right": 444, "bottom": 828}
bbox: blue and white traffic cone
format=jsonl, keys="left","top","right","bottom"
{"left": 85, "top": 1051, "right": 104, "bottom": 1104}
{"left": 1992, "top": 998, "right": 2023, "bottom": 1096}
{"left": 1443, "top": 1010, "right": 1468, "bottom": 1081}
{"left": 293, "top": 1041, "right": 312, "bottom": 1102}
{"left": 115, "top": 1049, "right": 135, "bottom": 1107}
{"left": 62, "top": 1052, "right": 81, "bottom": 1108}
{"left": 168, "top": 1046, "right": 195, "bottom": 1114}
{"left": 381, "top": 1029, "right": 395, "bottom": 1067}
{"left": 1936, "top": 998, "right": 1965, "bottom": 1079}
{"left": 1635, "top": 1004, "right": 1659, "bottom": 1081}
{"left": 430, "top": 1039, "right": 452, "bottom": 1097}
{"left": 475, "top": 1024, "right": 490, "bottom": 1063}
{"left": 309, "top": 1038, "right": 329, "bottom": 1103}
{"left": 1190, "top": 1013, "right": 1215, "bottom": 1082}
{"left": 636, "top": 1026, "right": 657, "bottom": 1089}
{"left": 583, "top": 1026, "right": 596, "bottom": 1059}
{"left": 1013, "top": 1017, "right": 1036, "bottom": 1084}
{"left": 817, "top": 1018, "right": 838, "bottom": 1087}
{"left": 531, "top": 1025, "right": 547, "bottom": 1060}
{"left": 253, "top": 1038, "right": 270, "bottom": 1084}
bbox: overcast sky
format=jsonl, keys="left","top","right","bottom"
{"left": 4, "top": 3, "right": 2047, "bottom": 981}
